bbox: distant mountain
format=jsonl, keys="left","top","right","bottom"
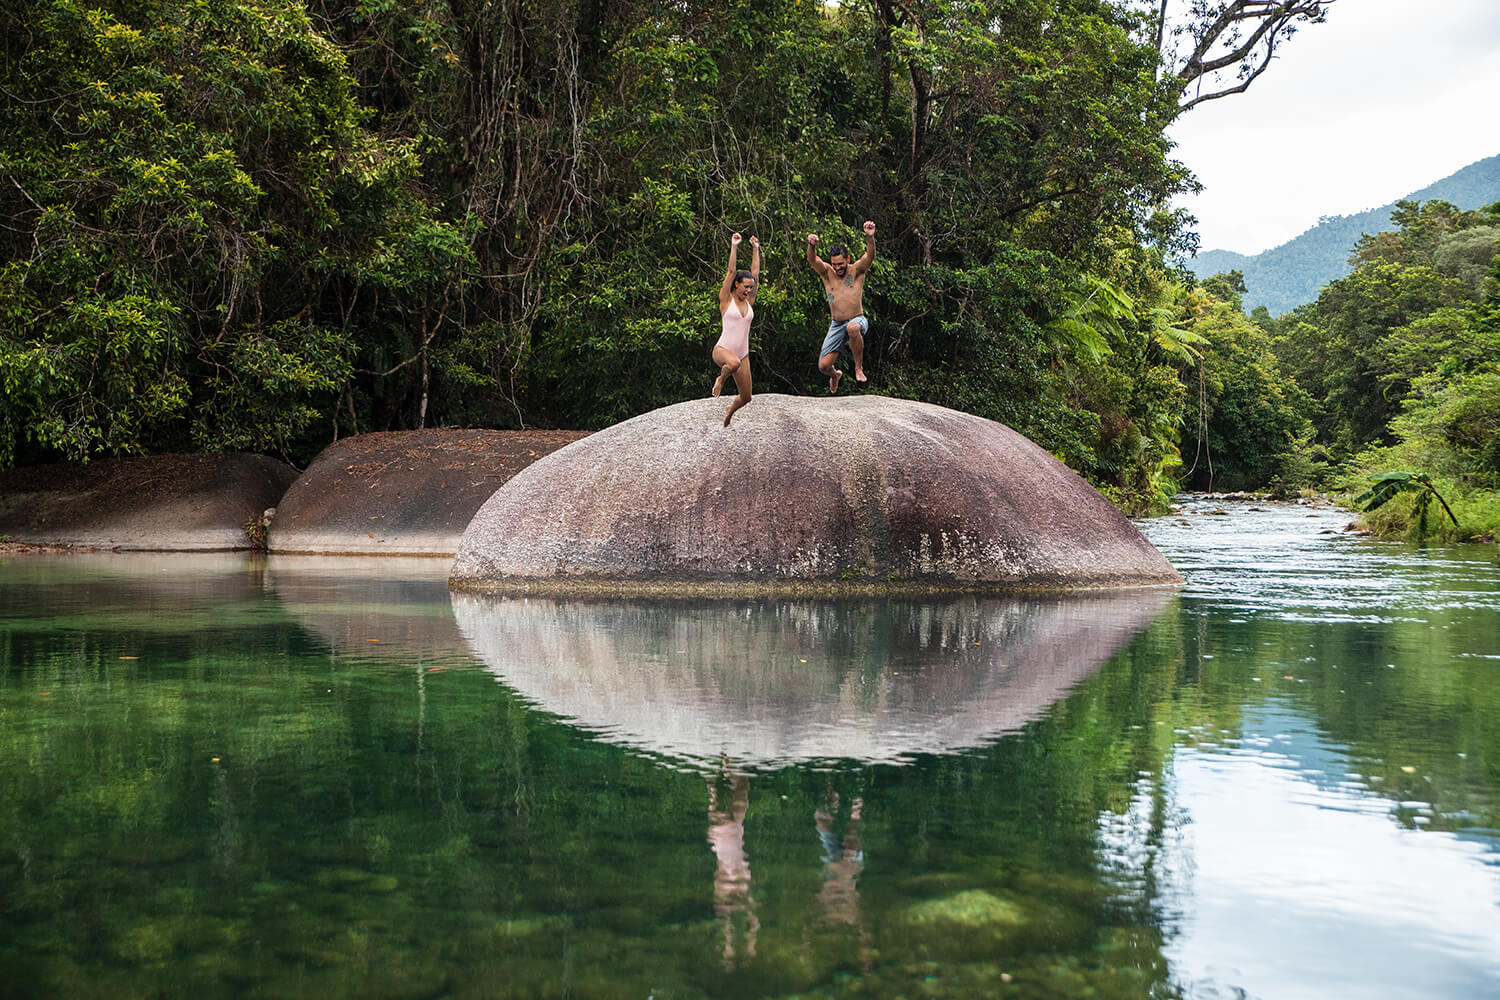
{"left": 1187, "top": 153, "right": 1500, "bottom": 316}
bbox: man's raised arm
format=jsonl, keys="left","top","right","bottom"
{"left": 806, "top": 233, "right": 830, "bottom": 276}
{"left": 853, "top": 220, "right": 875, "bottom": 276}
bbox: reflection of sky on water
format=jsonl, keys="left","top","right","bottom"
{"left": 1137, "top": 498, "right": 1500, "bottom": 622}
{"left": 1103, "top": 700, "right": 1500, "bottom": 1000}
{"left": 1228, "top": 701, "right": 1376, "bottom": 796}
{"left": 1133, "top": 500, "right": 1500, "bottom": 997}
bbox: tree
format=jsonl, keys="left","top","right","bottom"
{"left": 1, "top": 0, "right": 1332, "bottom": 511}
{"left": 1201, "top": 270, "right": 1248, "bottom": 311}
{"left": 1153, "top": 0, "right": 1335, "bottom": 111}
{"left": 1350, "top": 199, "right": 1468, "bottom": 269}
{"left": 1434, "top": 226, "right": 1500, "bottom": 295}
{"left": 1279, "top": 200, "right": 1500, "bottom": 512}
{"left": 0, "top": 0, "right": 472, "bottom": 465}
{"left": 1281, "top": 262, "right": 1471, "bottom": 454}
{"left": 1179, "top": 289, "right": 1312, "bottom": 491}
{"left": 1355, "top": 471, "right": 1461, "bottom": 540}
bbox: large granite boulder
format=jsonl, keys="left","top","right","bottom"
{"left": 451, "top": 394, "right": 1180, "bottom": 593}
{"left": 0, "top": 453, "right": 296, "bottom": 551}
{"left": 269, "top": 428, "right": 589, "bottom": 556}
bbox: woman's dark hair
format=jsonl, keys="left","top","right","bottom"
{"left": 733, "top": 269, "right": 755, "bottom": 289}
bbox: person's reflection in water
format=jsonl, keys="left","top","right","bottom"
{"left": 812, "top": 788, "right": 871, "bottom": 971}
{"left": 707, "top": 758, "right": 759, "bottom": 969}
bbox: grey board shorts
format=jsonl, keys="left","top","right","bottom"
{"left": 820, "top": 315, "right": 868, "bottom": 358}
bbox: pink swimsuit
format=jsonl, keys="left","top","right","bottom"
{"left": 715, "top": 300, "right": 753, "bottom": 360}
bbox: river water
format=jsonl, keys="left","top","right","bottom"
{"left": 1, "top": 497, "right": 1497, "bottom": 998}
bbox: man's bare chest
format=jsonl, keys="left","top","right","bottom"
{"left": 825, "top": 275, "right": 862, "bottom": 297}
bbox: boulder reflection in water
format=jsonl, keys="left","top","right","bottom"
{"left": 451, "top": 590, "right": 1171, "bottom": 769}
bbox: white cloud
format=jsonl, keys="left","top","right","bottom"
{"left": 1168, "top": 0, "right": 1500, "bottom": 254}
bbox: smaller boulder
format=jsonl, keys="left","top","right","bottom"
{"left": 269, "top": 429, "right": 589, "bottom": 556}
{"left": 0, "top": 454, "right": 297, "bottom": 551}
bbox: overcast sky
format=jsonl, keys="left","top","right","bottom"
{"left": 1166, "top": 0, "right": 1500, "bottom": 256}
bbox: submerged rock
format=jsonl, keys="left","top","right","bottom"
{"left": 450, "top": 394, "right": 1180, "bottom": 593}
{"left": 887, "top": 888, "right": 1092, "bottom": 962}
{"left": 897, "top": 889, "right": 1029, "bottom": 930}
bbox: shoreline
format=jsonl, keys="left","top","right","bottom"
{"left": 0, "top": 541, "right": 90, "bottom": 555}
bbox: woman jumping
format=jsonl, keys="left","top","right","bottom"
{"left": 712, "top": 232, "right": 759, "bottom": 427}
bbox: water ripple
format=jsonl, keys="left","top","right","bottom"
{"left": 1137, "top": 496, "right": 1500, "bottom": 620}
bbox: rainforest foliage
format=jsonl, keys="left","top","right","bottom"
{"left": 1184, "top": 198, "right": 1500, "bottom": 539}
{"left": 0, "top": 0, "right": 1383, "bottom": 516}
{"left": 1281, "top": 199, "right": 1500, "bottom": 538}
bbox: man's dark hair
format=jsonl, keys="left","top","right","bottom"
{"left": 828, "top": 243, "right": 848, "bottom": 260}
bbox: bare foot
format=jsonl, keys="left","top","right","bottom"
{"left": 723, "top": 404, "right": 734, "bottom": 427}
{"left": 829, "top": 369, "right": 843, "bottom": 394}
{"left": 712, "top": 375, "right": 725, "bottom": 397}
{"left": 854, "top": 368, "right": 867, "bottom": 383}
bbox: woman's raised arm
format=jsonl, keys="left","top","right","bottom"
{"left": 748, "top": 236, "right": 760, "bottom": 301}
{"left": 719, "top": 232, "right": 742, "bottom": 310}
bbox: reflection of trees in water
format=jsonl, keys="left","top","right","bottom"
{"left": 0, "top": 565, "right": 1199, "bottom": 996}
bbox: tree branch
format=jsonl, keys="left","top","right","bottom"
{"left": 1180, "top": 31, "right": 1281, "bottom": 109}
{"left": 1165, "top": 0, "right": 1334, "bottom": 110}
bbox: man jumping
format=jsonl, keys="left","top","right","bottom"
{"left": 805, "top": 220, "right": 875, "bottom": 393}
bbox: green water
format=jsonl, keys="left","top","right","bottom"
{"left": 1, "top": 499, "right": 1498, "bottom": 999}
